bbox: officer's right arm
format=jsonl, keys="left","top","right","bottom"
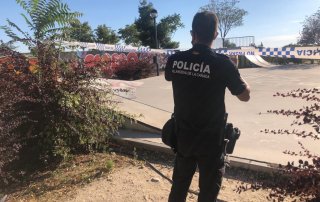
{"left": 236, "top": 79, "right": 250, "bottom": 102}
{"left": 165, "top": 56, "right": 173, "bottom": 81}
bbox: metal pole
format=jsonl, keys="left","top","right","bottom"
{"left": 154, "top": 18, "right": 158, "bottom": 49}
{"left": 153, "top": 17, "right": 159, "bottom": 76}
{"left": 154, "top": 54, "right": 159, "bottom": 76}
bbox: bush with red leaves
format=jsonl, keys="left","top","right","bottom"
{"left": 0, "top": 42, "right": 125, "bottom": 186}
{"left": 113, "top": 59, "right": 155, "bottom": 80}
{"left": 237, "top": 88, "right": 320, "bottom": 201}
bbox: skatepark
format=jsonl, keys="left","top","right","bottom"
{"left": 112, "top": 63, "right": 320, "bottom": 167}
{"left": 60, "top": 41, "right": 320, "bottom": 169}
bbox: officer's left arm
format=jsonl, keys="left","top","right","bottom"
{"left": 165, "top": 56, "right": 173, "bottom": 81}
{"left": 225, "top": 59, "right": 250, "bottom": 101}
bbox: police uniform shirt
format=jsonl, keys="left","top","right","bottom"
{"left": 165, "top": 44, "right": 247, "bottom": 156}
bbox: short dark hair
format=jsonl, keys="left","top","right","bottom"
{"left": 192, "top": 11, "right": 218, "bottom": 44}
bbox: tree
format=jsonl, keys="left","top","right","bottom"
{"left": 66, "top": 20, "right": 95, "bottom": 43}
{"left": 200, "top": 0, "right": 248, "bottom": 47}
{"left": 257, "top": 42, "right": 264, "bottom": 48}
{"left": 157, "top": 14, "right": 184, "bottom": 48}
{"left": 134, "top": 0, "right": 155, "bottom": 47}
{"left": 118, "top": 24, "right": 141, "bottom": 46}
{"left": 123, "top": 0, "right": 184, "bottom": 49}
{"left": 95, "top": 24, "right": 119, "bottom": 44}
{"left": 298, "top": 9, "right": 320, "bottom": 45}
{"left": 224, "top": 39, "right": 237, "bottom": 48}
{"left": 1, "top": 0, "right": 81, "bottom": 47}
{"left": 282, "top": 43, "right": 300, "bottom": 48}
{"left": 0, "top": 40, "right": 17, "bottom": 51}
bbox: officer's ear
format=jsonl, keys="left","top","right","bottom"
{"left": 191, "top": 30, "right": 197, "bottom": 45}
{"left": 214, "top": 32, "right": 218, "bottom": 40}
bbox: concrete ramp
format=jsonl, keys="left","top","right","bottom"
{"left": 255, "top": 55, "right": 275, "bottom": 67}
{"left": 245, "top": 55, "right": 274, "bottom": 67}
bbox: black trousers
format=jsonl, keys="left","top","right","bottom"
{"left": 168, "top": 152, "right": 225, "bottom": 202}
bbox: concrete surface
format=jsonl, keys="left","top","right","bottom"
{"left": 115, "top": 64, "right": 320, "bottom": 165}
{"left": 114, "top": 129, "right": 278, "bottom": 173}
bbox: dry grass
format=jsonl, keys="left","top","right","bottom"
{"left": 1, "top": 146, "right": 306, "bottom": 202}
{"left": 3, "top": 152, "right": 136, "bottom": 202}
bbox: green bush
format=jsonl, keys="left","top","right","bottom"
{"left": 237, "top": 55, "right": 258, "bottom": 68}
{"left": 262, "top": 56, "right": 303, "bottom": 65}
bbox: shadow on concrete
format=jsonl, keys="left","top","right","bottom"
{"left": 267, "top": 64, "right": 319, "bottom": 71}
{"left": 118, "top": 129, "right": 161, "bottom": 139}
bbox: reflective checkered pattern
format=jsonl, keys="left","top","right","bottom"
{"left": 213, "top": 49, "right": 228, "bottom": 54}
{"left": 258, "top": 47, "right": 296, "bottom": 58}
{"left": 137, "top": 47, "right": 151, "bottom": 52}
{"left": 95, "top": 43, "right": 106, "bottom": 51}
{"left": 79, "top": 42, "right": 88, "bottom": 48}
{"left": 166, "top": 50, "right": 176, "bottom": 55}
{"left": 115, "top": 45, "right": 126, "bottom": 52}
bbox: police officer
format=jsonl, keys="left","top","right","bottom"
{"left": 165, "top": 11, "right": 250, "bottom": 202}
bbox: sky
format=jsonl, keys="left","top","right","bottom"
{"left": 0, "top": 0, "right": 320, "bottom": 52}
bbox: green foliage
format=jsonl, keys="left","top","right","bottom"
{"left": 133, "top": 147, "right": 138, "bottom": 160}
{"left": 105, "top": 160, "right": 114, "bottom": 170}
{"left": 0, "top": 0, "right": 126, "bottom": 186}
{"left": 95, "top": 24, "right": 120, "bottom": 44}
{"left": 66, "top": 20, "right": 95, "bottom": 43}
{"left": 262, "top": 56, "right": 302, "bottom": 65}
{"left": 298, "top": 8, "right": 320, "bottom": 45}
{"left": 134, "top": 0, "right": 155, "bottom": 47}
{"left": 66, "top": 22, "right": 120, "bottom": 44}
{"left": 257, "top": 42, "right": 264, "bottom": 48}
{"left": 1, "top": 0, "right": 81, "bottom": 45}
{"left": 157, "top": 14, "right": 184, "bottom": 48}
{"left": 200, "top": 0, "right": 248, "bottom": 46}
{"left": 237, "top": 55, "right": 258, "bottom": 68}
{"left": 0, "top": 40, "right": 17, "bottom": 50}
{"left": 223, "top": 39, "right": 237, "bottom": 48}
{"left": 122, "top": 0, "right": 183, "bottom": 49}
{"left": 118, "top": 24, "right": 141, "bottom": 46}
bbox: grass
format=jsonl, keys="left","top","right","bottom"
{"left": 4, "top": 152, "right": 133, "bottom": 202}
{"left": 2, "top": 142, "right": 294, "bottom": 202}
{"left": 1, "top": 142, "right": 169, "bottom": 201}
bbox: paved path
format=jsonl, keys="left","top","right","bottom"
{"left": 116, "top": 64, "right": 320, "bottom": 165}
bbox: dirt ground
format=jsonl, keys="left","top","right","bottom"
{"left": 3, "top": 151, "right": 302, "bottom": 202}
{"left": 66, "top": 163, "right": 271, "bottom": 202}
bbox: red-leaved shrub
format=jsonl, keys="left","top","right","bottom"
{"left": 113, "top": 60, "right": 155, "bottom": 80}
{"left": 0, "top": 42, "right": 125, "bottom": 186}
